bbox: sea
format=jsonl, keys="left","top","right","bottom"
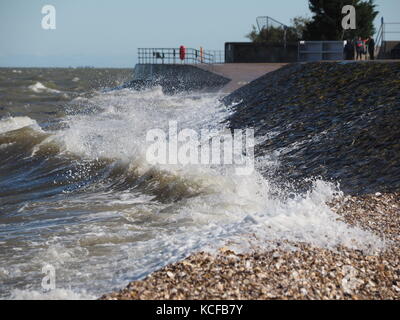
{"left": 0, "top": 68, "right": 383, "bottom": 299}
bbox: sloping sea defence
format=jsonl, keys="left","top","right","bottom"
{"left": 224, "top": 61, "right": 400, "bottom": 195}
{"left": 124, "top": 64, "right": 231, "bottom": 93}
{"left": 102, "top": 62, "right": 400, "bottom": 300}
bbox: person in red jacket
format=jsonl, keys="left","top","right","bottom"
{"left": 355, "top": 37, "right": 366, "bottom": 60}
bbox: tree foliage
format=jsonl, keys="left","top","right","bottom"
{"left": 303, "top": 0, "right": 378, "bottom": 40}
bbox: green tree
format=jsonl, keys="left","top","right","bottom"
{"left": 303, "top": 0, "right": 379, "bottom": 40}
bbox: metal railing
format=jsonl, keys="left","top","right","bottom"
{"left": 375, "top": 18, "right": 400, "bottom": 59}
{"left": 138, "top": 48, "right": 224, "bottom": 65}
{"left": 298, "top": 41, "right": 345, "bottom": 62}
{"left": 382, "top": 22, "right": 400, "bottom": 38}
{"left": 207, "top": 50, "right": 225, "bottom": 64}
{"left": 375, "top": 18, "right": 400, "bottom": 46}
{"left": 376, "top": 21, "right": 384, "bottom": 47}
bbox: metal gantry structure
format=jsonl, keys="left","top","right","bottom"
{"left": 256, "top": 16, "right": 289, "bottom": 48}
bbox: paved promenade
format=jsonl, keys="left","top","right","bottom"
{"left": 198, "top": 63, "right": 287, "bottom": 92}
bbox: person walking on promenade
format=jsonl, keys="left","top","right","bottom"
{"left": 367, "top": 37, "right": 375, "bottom": 60}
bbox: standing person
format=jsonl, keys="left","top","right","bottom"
{"left": 344, "top": 40, "right": 354, "bottom": 60}
{"left": 356, "top": 37, "right": 367, "bottom": 60}
{"left": 355, "top": 37, "right": 365, "bottom": 60}
{"left": 350, "top": 39, "right": 355, "bottom": 60}
{"left": 367, "top": 37, "right": 375, "bottom": 60}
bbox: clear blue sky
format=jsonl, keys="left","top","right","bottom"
{"left": 0, "top": 0, "right": 399, "bottom": 67}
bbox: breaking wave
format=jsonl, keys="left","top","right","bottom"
{"left": 0, "top": 116, "right": 41, "bottom": 135}
{"left": 0, "top": 86, "right": 385, "bottom": 300}
{"left": 28, "top": 82, "right": 61, "bottom": 94}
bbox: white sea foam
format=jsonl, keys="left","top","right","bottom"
{"left": 28, "top": 82, "right": 60, "bottom": 94}
{"left": 0, "top": 116, "right": 41, "bottom": 134}
{"left": 0, "top": 142, "right": 15, "bottom": 150}
{"left": 9, "top": 289, "right": 96, "bottom": 300}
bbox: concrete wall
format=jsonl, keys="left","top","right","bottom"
{"left": 378, "top": 41, "right": 400, "bottom": 59}
{"left": 225, "top": 42, "right": 298, "bottom": 63}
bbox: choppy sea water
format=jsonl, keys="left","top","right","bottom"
{"left": 0, "top": 68, "right": 384, "bottom": 300}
